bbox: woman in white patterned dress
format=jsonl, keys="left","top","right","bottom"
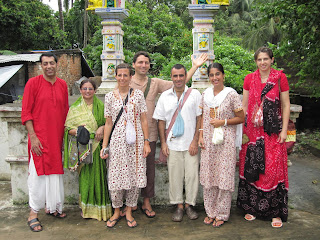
{"left": 101, "top": 63, "right": 151, "bottom": 228}
{"left": 198, "top": 63, "right": 244, "bottom": 227}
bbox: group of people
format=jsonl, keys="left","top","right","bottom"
{"left": 22, "top": 46, "right": 290, "bottom": 232}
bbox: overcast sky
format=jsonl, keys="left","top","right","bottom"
{"left": 42, "top": 0, "right": 66, "bottom": 12}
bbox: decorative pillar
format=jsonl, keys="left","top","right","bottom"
{"left": 88, "top": 0, "right": 128, "bottom": 94}
{"left": 189, "top": 1, "right": 229, "bottom": 92}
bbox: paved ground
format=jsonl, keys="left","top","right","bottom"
{"left": 0, "top": 152, "right": 319, "bottom": 240}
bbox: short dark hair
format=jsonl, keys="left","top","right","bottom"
{"left": 254, "top": 47, "right": 273, "bottom": 61}
{"left": 40, "top": 52, "right": 58, "bottom": 63}
{"left": 80, "top": 78, "right": 97, "bottom": 90}
{"left": 115, "top": 63, "right": 134, "bottom": 76}
{"left": 132, "top": 51, "right": 151, "bottom": 64}
{"left": 171, "top": 64, "right": 187, "bottom": 75}
{"left": 207, "top": 62, "right": 225, "bottom": 76}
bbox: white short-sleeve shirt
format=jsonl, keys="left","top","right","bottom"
{"left": 153, "top": 86, "right": 202, "bottom": 151}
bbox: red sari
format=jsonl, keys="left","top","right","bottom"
{"left": 237, "top": 69, "right": 289, "bottom": 221}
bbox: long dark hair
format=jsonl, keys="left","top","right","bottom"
{"left": 207, "top": 62, "right": 225, "bottom": 76}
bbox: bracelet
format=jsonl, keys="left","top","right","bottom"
{"left": 144, "top": 138, "right": 151, "bottom": 142}
{"left": 29, "top": 132, "right": 36, "bottom": 136}
{"left": 199, "top": 129, "right": 204, "bottom": 131}
{"left": 224, "top": 119, "right": 227, "bottom": 126}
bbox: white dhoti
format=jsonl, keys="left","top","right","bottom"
{"left": 28, "top": 152, "right": 64, "bottom": 214}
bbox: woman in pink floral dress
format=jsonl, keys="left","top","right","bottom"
{"left": 101, "top": 63, "right": 151, "bottom": 228}
{"left": 198, "top": 63, "right": 244, "bottom": 227}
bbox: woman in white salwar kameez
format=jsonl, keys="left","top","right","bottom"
{"left": 198, "top": 63, "right": 244, "bottom": 228}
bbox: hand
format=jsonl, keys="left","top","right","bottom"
{"left": 143, "top": 142, "right": 151, "bottom": 158}
{"left": 100, "top": 148, "right": 109, "bottom": 159}
{"left": 210, "top": 119, "right": 224, "bottom": 128}
{"left": 30, "top": 134, "right": 43, "bottom": 156}
{"left": 188, "top": 139, "right": 198, "bottom": 156}
{"left": 193, "top": 53, "right": 208, "bottom": 68}
{"left": 277, "top": 129, "right": 287, "bottom": 144}
{"left": 95, "top": 126, "right": 104, "bottom": 141}
{"left": 198, "top": 136, "right": 205, "bottom": 150}
{"left": 161, "top": 143, "right": 170, "bottom": 157}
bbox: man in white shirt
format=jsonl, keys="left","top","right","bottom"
{"left": 153, "top": 64, "right": 202, "bottom": 222}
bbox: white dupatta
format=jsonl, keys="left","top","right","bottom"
{"left": 203, "top": 86, "right": 243, "bottom": 149}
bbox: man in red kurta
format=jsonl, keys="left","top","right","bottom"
{"left": 21, "top": 53, "right": 69, "bottom": 232}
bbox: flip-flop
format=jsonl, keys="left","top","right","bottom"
{"left": 271, "top": 218, "right": 283, "bottom": 228}
{"left": 106, "top": 217, "right": 121, "bottom": 228}
{"left": 126, "top": 218, "right": 137, "bottom": 228}
{"left": 120, "top": 206, "right": 138, "bottom": 217}
{"left": 212, "top": 218, "right": 225, "bottom": 228}
{"left": 203, "top": 216, "right": 214, "bottom": 225}
{"left": 27, "top": 218, "right": 42, "bottom": 232}
{"left": 244, "top": 214, "right": 256, "bottom": 221}
{"left": 141, "top": 208, "right": 156, "bottom": 218}
{"left": 47, "top": 212, "right": 67, "bottom": 218}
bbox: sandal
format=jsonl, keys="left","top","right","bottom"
{"left": 271, "top": 218, "right": 283, "bottom": 228}
{"left": 106, "top": 217, "right": 121, "bottom": 228}
{"left": 203, "top": 216, "right": 214, "bottom": 225}
{"left": 141, "top": 208, "right": 156, "bottom": 218}
{"left": 47, "top": 212, "right": 67, "bottom": 218}
{"left": 120, "top": 206, "right": 138, "bottom": 217}
{"left": 27, "top": 218, "right": 42, "bottom": 232}
{"left": 126, "top": 218, "right": 137, "bottom": 228}
{"left": 212, "top": 218, "right": 225, "bottom": 228}
{"left": 244, "top": 214, "right": 256, "bottom": 221}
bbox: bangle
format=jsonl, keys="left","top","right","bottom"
{"left": 224, "top": 119, "right": 227, "bottom": 126}
{"left": 144, "top": 138, "right": 150, "bottom": 142}
{"left": 199, "top": 129, "right": 204, "bottom": 131}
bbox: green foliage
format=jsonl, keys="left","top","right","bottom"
{"left": 0, "top": 50, "right": 16, "bottom": 55}
{"left": 64, "top": 0, "right": 101, "bottom": 48}
{"left": 159, "top": 33, "right": 256, "bottom": 92}
{"left": 260, "top": 0, "right": 320, "bottom": 96}
{"left": 0, "top": 0, "right": 67, "bottom": 50}
{"left": 123, "top": 2, "right": 192, "bottom": 60}
{"left": 83, "top": 44, "right": 103, "bottom": 76}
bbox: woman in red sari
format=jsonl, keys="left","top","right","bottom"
{"left": 237, "top": 47, "right": 290, "bottom": 228}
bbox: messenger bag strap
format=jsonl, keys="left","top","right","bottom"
{"left": 165, "top": 88, "right": 192, "bottom": 140}
{"left": 144, "top": 77, "right": 152, "bottom": 99}
{"left": 108, "top": 88, "right": 133, "bottom": 145}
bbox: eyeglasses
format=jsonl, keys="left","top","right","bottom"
{"left": 81, "top": 87, "right": 94, "bottom": 91}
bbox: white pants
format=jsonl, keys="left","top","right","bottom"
{"left": 167, "top": 149, "right": 199, "bottom": 206}
{"left": 28, "top": 152, "right": 64, "bottom": 214}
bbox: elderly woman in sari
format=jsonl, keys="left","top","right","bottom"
{"left": 101, "top": 63, "right": 151, "bottom": 228}
{"left": 198, "top": 63, "right": 244, "bottom": 227}
{"left": 64, "top": 79, "right": 112, "bottom": 221}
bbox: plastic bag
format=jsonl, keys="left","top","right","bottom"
{"left": 212, "top": 127, "right": 224, "bottom": 145}
{"left": 126, "top": 120, "right": 136, "bottom": 145}
{"left": 172, "top": 111, "right": 184, "bottom": 137}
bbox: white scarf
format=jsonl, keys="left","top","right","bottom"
{"left": 203, "top": 86, "right": 243, "bottom": 149}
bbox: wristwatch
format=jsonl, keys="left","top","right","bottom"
{"left": 144, "top": 138, "right": 151, "bottom": 142}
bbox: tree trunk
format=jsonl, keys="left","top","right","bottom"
{"left": 58, "top": 0, "right": 64, "bottom": 31}
{"left": 83, "top": 0, "right": 88, "bottom": 48}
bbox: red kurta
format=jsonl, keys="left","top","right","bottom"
{"left": 21, "top": 75, "right": 69, "bottom": 176}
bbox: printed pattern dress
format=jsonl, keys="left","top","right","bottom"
{"left": 200, "top": 90, "right": 243, "bottom": 192}
{"left": 104, "top": 89, "right": 147, "bottom": 191}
